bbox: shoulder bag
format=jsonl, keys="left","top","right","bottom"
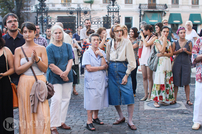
{"left": 21, "top": 47, "right": 55, "bottom": 99}
{"left": 3, "top": 48, "right": 18, "bottom": 109}
{"left": 147, "top": 46, "right": 158, "bottom": 71}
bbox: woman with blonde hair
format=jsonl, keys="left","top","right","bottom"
{"left": 107, "top": 24, "right": 137, "bottom": 130}
{"left": 14, "top": 22, "right": 50, "bottom": 134}
{"left": 46, "top": 24, "right": 73, "bottom": 133}
{"left": 122, "top": 25, "right": 129, "bottom": 39}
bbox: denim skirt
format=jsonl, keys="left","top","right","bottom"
{"left": 108, "top": 61, "right": 134, "bottom": 105}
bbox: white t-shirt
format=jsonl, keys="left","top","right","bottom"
{"left": 185, "top": 29, "right": 199, "bottom": 46}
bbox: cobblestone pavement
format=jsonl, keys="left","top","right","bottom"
{"left": 14, "top": 74, "right": 202, "bottom": 134}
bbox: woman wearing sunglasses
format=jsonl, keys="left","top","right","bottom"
{"left": 106, "top": 24, "right": 137, "bottom": 130}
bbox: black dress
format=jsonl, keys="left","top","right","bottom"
{"left": 0, "top": 53, "right": 14, "bottom": 134}
{"left": 172, "top": 40, "right": 191, "bottom": 87}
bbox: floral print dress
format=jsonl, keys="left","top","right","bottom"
{"left": 151, "top": 39, "right": 174, "bottom": 102}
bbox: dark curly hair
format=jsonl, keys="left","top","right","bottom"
{"left": 130, "top": 27, "right": 139, "bottom": 38}
{"left": 144, "top": 24, "right": 153, "bottom": 32}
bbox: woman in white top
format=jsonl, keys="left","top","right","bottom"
{"left": 106, "top": 24, "right": 137, "bottom": 130}
{"left": 14, "top": 22, "right": 50, "bottom": 134}
{"left": 139, "top": 25, "right": 157, "bottom": 101}
{"left": 185, "top": 21, "right": 199, "bottom": 46}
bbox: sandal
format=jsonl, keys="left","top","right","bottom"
{"left": 153, "top": 102, "right": 160, "bottom": 108}
{"left": 187, "top": 100, "right": 193, "bottom": 106}
{"left": 160, "top": 102, "right": 169, "bottom": 106}
{"left": 170, "top": 101, "right": 177, "bottom": 105}
{"left": 93, "top": 118, "right": 104, "bottom": 125}
{"left": 140, "top": 97, "right": 147, "bottom": 101}
{"left": 86, "top": 123, "right": 95, "bottom": 131}
{"left": 73, "top": 90, "right": 78, "bottom": 95}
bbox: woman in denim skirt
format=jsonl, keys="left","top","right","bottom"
{"left": 106, "top": 24, "right": 137, "bottom": 130}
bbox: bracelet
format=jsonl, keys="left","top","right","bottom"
{"left": 36, "top": 58, "right": 40, "bottom": 63}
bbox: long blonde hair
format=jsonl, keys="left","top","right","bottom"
{"left": 49, "top": 25, "right": 64, "bottom": 44}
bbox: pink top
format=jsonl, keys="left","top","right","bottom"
{"left": 140, "top": 37, "right": 153, "bottom": 66}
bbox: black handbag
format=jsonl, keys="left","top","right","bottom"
{"left": 72, "top": 60, "right": 78, "bottom": 84}
{"left": 147, "top": 46, "right": 159, "bottom": 71}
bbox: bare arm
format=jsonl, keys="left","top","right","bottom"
{"left": 141, "top": 34, "right": 157, "bottom": 47}
{"left": 163, "top": 46, "right": 173, "bottom": 57}
{"left": 49, "top": 64, "right": 63, "bottom": 75}
{"left": 1, "top": 47, "right": 14, "bottom": 77}
{"left": 34, "top": 47, "right": 48, "bottom": 73}
{"left": 14, "top": 47, "right": 34, "bottom": 75}
{"left": 183, "top": 42, "right": 192, "bottom": 55}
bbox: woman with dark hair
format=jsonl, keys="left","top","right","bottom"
{"left": 0, "top": 29, "right": 15, "bottom": 134}
{"left": 129, "top": 27, "right": 139, "bottom": 97}
{"left": 97, "top": 27, "right": 107, "bottom": 52}
{"left": 151, "top": 26, "right": 174, "bottom": 108}
{"left": 139, "top": 24, "right": 157, "bottom": 101}
{"left": 171, "top": 27, "right": 192, "bottom": 105}
{"left": 155, "top": 22, "right": 163, "bottom": 38}
{"left": 14, "top": 22, "right": 50, "bottom": 133}
{"left": 106, "top": 24, "right": 137, "bottom": 130}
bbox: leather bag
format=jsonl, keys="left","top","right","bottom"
{"left": 21, "top": 47, "right": 55, "bottom": 100}
{"left": 3, "top": 48, "right": 18, "bottom": 109}
{"left": 147, "top": 46, "right": 158, "bottom": 71}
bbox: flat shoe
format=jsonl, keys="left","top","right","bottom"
{"left": 127, "top": 123, "right": 137, "bottom": 130}
{"left": 51, "top": 128, "right": 59, "bottom": 134}
{"left": 170, "top": 101, "right": 177, "bottom": 105}
{"left": 113, "top": 117, "right": 125, "bottom": 125}
{"left": 192, "top": 123, "right": 200, "bottom": 130}
{"left": 58, "top": 124, "right": 71, "bottom": 130}
{"left": 93, "top": 118, "right": 104, "bottom": 125}
{"left": 86, "top": 123, "right": 95, "bottom": 131}
{"left": 153, "top": 103, "right": 160, "bottom": 108}
{"left": 160, "top": 102, "right": 169, "bottom": 106}
{"left": 140, "top": 97, "right": 147, "bottom": 101}
{"left": 146, "top": 98, "right": 151, "bottom": 102}
{"left": 187, "top": 100, "right": 193, "bottom": 106}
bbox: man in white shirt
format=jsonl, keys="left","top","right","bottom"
{"left": 80, "top": 19, "right": 91, "bottom": 42}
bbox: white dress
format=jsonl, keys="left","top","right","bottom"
{"left": 82, "top": 47, "right": 109, "bottom": 110}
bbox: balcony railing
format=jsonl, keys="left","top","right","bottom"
{"left": 139, "top": 4, "right": 168, "bottom": 10}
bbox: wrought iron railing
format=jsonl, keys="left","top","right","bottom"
{"left": 139, "top": 4, "right": 168, "bottom": 10}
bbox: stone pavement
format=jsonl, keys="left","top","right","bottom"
{"left": 14, "top": 74, "right": 202, "bottom": 134}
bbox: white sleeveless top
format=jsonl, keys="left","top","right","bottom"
{"left": 20, "top": 57, "right": 44, "bottom": 76}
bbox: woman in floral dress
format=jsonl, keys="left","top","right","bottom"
{"left": 151, "top": 26, "right": 174, "bottom": 108}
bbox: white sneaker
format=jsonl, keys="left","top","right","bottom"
{"left": 192, "top": 123, "right": 200, "bottom": 130}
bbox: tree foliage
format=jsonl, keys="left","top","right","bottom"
{"left": 0, "top": 0, "right": 31, "bottom": 26}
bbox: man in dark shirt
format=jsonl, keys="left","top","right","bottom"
{"left": 2, "top": 13, "right": 25, "bottom": 85}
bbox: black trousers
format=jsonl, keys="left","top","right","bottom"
{"left": 131, "top": 60, "right": 138, "bottom": 94}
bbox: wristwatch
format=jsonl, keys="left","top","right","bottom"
{"left": 126, "top": 73, "right": 129, "bottom": 77}
{"left": 100, "top": 56, "right": 104, "bottom": 58}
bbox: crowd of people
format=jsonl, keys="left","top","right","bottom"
{"left": 1, "top": 12, "right": 202, "bottom": 134}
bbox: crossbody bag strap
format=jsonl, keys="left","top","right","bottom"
{"left": 3, "top": 47, "right": 12, "bottom": 83}
{"left": 21, "top": 47, "right": 38, "bottom": 82}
